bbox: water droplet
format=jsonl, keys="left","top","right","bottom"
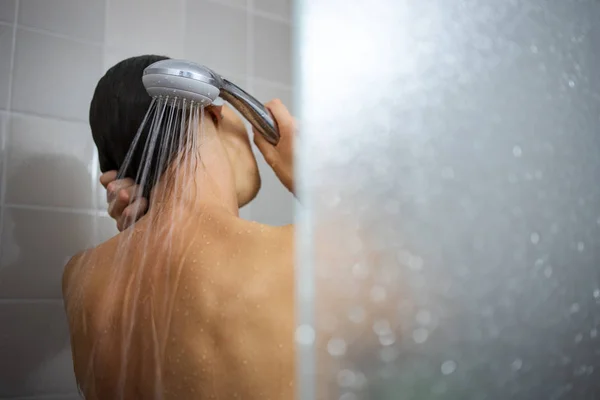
{"left": 511, "top": 358, "right": 523, "bottom": 371}
{"left": 379, "top": 333, "right": 396, "bottom": 346}
{"left": 530, "top": 44, "right": 538, "bottom": 53}
{"left": 352, "top": 263, "right": 368, "bottom": 279}
{"left": 370, "top": 285, "right": 386, "bottom": 302}
{"left": 412, "top": 327, "right": 429, "bottom": 344}
{"left": 544, "top": 266, "right": 553, "bottom": 278}
{"left": 512, "top": 146, "right": 523, "bottom": 157}
{"left": 337, "top": 369, "right": 356, "bottom": 387}
{"left": 590, "top": 329, "right": 598, "bottom": 338}
{"left": 570, "top": 303, "right": 580, "bottom": 314}
{"left": 327, "top": 338, "right": 347, "bottom": 356}
{"left": 441, "top": 360, "right": 457, "bottom": 375}
{"left": 295, "top": 324, "right": 315, "bottom": 345}
{"left": 530, "top": 232, "right": 540, "bottom": 245}
{"left": 348, "top": 306, "right": 366, "bottom": 323}
{"left": 577, "top": 242, "right": 585, "bottom": 252}
{"left": 593, "top": 289, "right": 600, "bottom": 299}
{"left": 568, "top": 80, "right": 575, "bottom": 88}
{"left": 575, "top": 333, "right": 583, "bottom": 343}
{"left": 339, "top": 393, "right": 358, "bottom": 400}
{"left": 408, "top": 255, "right": 424, "bottom": 271}
{"left": 372, "top": 319, "right": 392, "bottom": 336}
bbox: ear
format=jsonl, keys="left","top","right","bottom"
{"left": 206, "top": 104, "right": 224, "bottom": 123}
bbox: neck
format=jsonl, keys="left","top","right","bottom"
{"left": 150, "top": 135, "right": 239, "bottom": 216}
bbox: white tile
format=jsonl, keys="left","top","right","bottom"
{"left": 253, "top": 16, "right": 291, "bottom": 84}
{"left": 106, "top": 0, "right": 185, "bottom": 59}
{"left": 11, "top": 29, "right": 102, "bottom": 121}
{"left": 252, "top": 80, "right": 293, "bottom": 111}
{"left": 185, "top": 0, "right": 247, "bottom": 77}
{"left": 5, "top": 113, "right": 97, "bottom": 209}
{"left": 250, "top": 152, "right": 294, "bottom": 225}
{"left": 0, "top": 208, "right": 99, "bottom": 298}
{"left": 19, "top": 0, "right": 105, "bottom": 42}
{"left": 0, "top": 302, "right": 76, "bottom": 397}
{"left": 0, "top": 24, "right": 14, "bottom": 110}
{"left": 254, "top": 0, "right": 291, "bottom": 20}
{"left": 0, "top": 0, "right": 16, "bottom": 23}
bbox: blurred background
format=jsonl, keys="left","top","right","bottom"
{"left": 0, "top": 0, "right": 293, "bottom": 397}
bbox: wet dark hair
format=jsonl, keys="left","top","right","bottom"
{"left": 89, "top": 55, "right": 172, "bottom": 198}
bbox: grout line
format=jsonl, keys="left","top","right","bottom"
{"left": 4, "top": 203, "right": 109, "bottom": 217}
{"left": 0, "top": 0, "right": 19, "bottom": 257}
{"left": 15, "top": 24, "right": 103, "bottom": 47}
{"left": 9, "top": 109, "right": 89, "bottom": 125}
{"left": 0, "top": 298, "right": 64, "bottom": 305}
{"left": 204, "top": 0, "right": 291, "bottom": 24}
{"left": 252, "top": 9, "right": 291, "bottom": 24}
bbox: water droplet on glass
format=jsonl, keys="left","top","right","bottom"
{"left": 441, "top": 360, "right": 457, "bottom": 375}
{"left": 337, "top": 369, "right": 356, "bottom": 388}
{"left": 530, "top": 232, "right": 540, "bottom": 245}
{"left": 593, "top": 289, "right": 600, "bottom": 299}
{"left": 379, "top": 333, "right": 396, "bottom": 346}
{"left": 512, "top": 146, "right": 523, "bottom": 157}
{"left": 530, "top": 44, "right": 538, "bottom": 53}
{"left": 373, "top": 319, "right": 392, "bottom": 336}
{"left": 544, "top": 266, "right": 553, "bottom": 278}
{"left": 412, "top": 327, "right": 429, "bottom": 344}
{"left": 352, "top": 263, "right": 368, "bottom": 279}
{"left": 568, "top": 80, "right": 575, "bottom": 88}
{"left": 327, "top": 338, "right": 347, "bottom": 357}
{"left": 577, "top": 242, "right": 585, "bottom": 252}
{"left": 348, "top": 306, "right": 366, "bottom": 323}
{"left": 295, "top": 324, "right": 315, "bottom": 345}
{"left": 574, "top": 333, "right": 583, "bottom": 343}
{"left": 408, "top": 255, "right": 424, "bottom": 271}
{"left": 370, "top": 285, "right": 386, "bottom": 302}
{"left": 511, "top": 358, "right": 523, "bottom": 371}
{"left": 339, "top": 393, "right": 358, "bottom": 400}
{"left": 590, "top": 329, "right": 598, "bottom": 339}
{"left": 570, "top": 303, "right": 580, "bottom": 314}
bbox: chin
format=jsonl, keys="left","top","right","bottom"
{"left": 238, "top": 171, "right": 261, "bottom": 208}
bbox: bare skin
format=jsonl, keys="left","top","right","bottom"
{"left": 62, "top": 100, "right": 297, "bottom": 399}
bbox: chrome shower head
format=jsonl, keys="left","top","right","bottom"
{"left": 142, "top": 59, "right": 280, "bottom": 145}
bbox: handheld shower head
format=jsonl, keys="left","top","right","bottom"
{"left": 142, "top": 59, "right": 280, "bottom": 145}
{"left": 142, "top": 59, "right": 221, "bottom": 106}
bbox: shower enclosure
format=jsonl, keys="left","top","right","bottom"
{"left": 296, "top": 0, "right": 600, "bottom": 399}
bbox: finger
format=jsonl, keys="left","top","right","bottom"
{"left": 99, "top": 170, "right": 118, "bottom": 189}
{"left": 106, "top": 178, "right": 136, "bottom": 203}
{"left": 107, "top": 186, "right": 134, "bottom": 219}
{"left": 253, "top": 130, "right": 279, "bottom": 167}
{"left": 118, "top": 197, "right": 148, "bottom": 231}
{"left": 265, "top": 99, "right": 295, "bottom": 141}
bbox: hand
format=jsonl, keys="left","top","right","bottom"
{"left": 253, "top": 99, "right": 296, "bottom": 195}
{"left": 100, "top": 171, "right": 148, "bottom": 231}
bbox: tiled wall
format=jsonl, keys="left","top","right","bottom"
{"left": 0, "top": 0, "right": 293, "bottom": 398}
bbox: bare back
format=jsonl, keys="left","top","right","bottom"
{"left": 62, "top": 207, "right": 295, "bottom": 399}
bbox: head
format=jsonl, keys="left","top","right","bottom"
{"left": 89, "top": 55, "right": 261, "bottom": 208}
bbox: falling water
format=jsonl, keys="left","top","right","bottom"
{"left": 64, "top": 95, "right": 207, "bottom": 400}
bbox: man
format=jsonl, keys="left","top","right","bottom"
{"left": 62, "top": 55, "right": 296, "bottom": 399}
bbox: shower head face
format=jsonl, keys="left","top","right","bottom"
{"left": 142, "top": 59, "right": 222, "bottom": 107}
